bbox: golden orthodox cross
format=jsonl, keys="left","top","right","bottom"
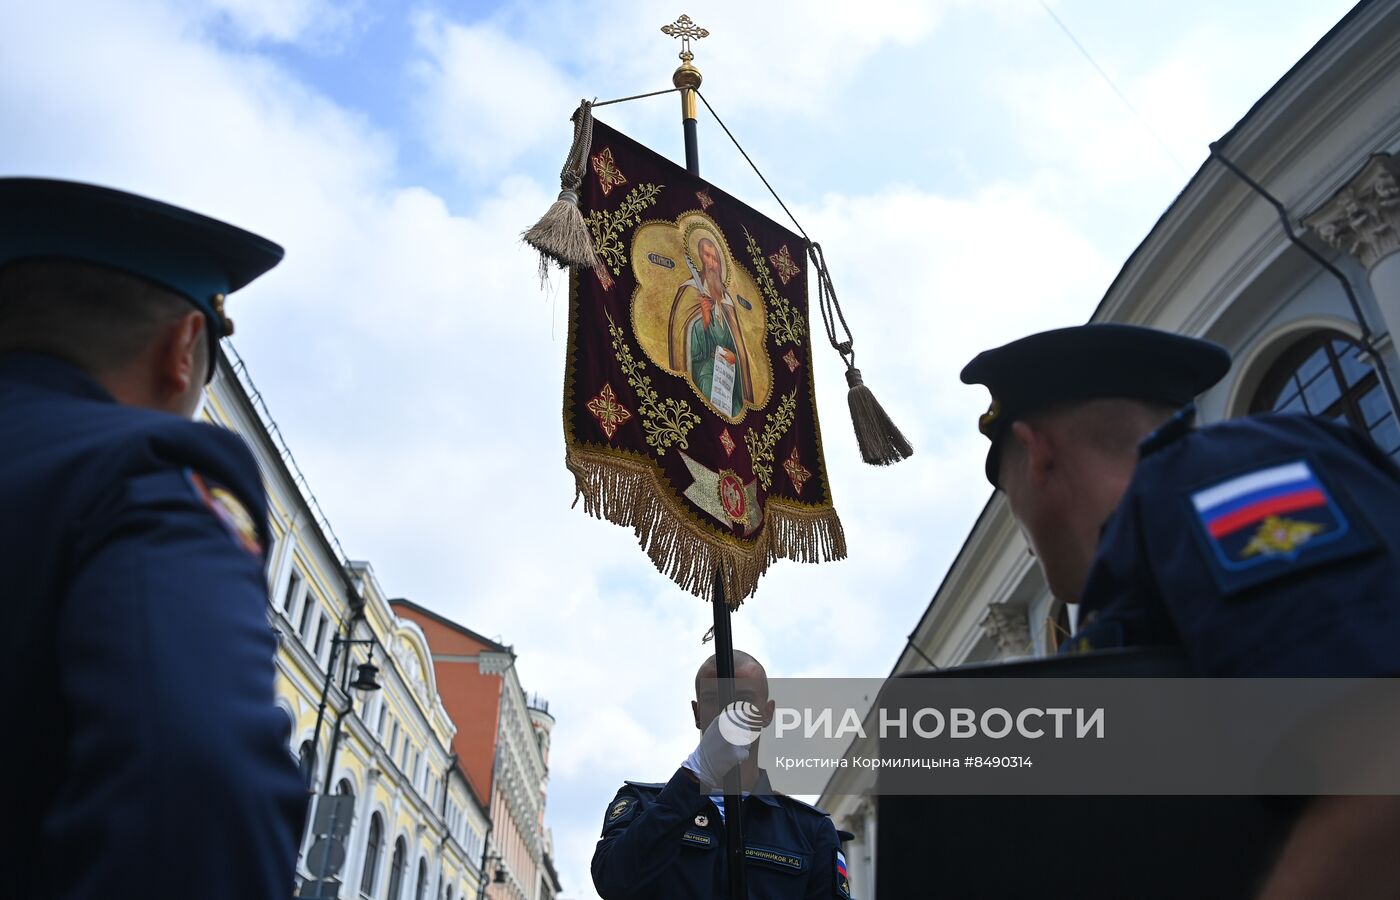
{"left": 661, "top": 13, "right": 709, "bottom": 63}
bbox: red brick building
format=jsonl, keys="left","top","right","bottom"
{"left": 392, "top": 599, "right": 560, "bottom": 900}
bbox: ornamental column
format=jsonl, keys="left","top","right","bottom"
{"left": 981, "top": 603, "right": 1032, "bottom": 658}
{"left": 1304, "top": 153, "right": 1400, "bottom": 345}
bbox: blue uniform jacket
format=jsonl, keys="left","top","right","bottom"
{"left": 1, "top": 353, "right": 306, "bottom": 898}
{"left": 592, "top": 766, "right": 848, "bottom": 900}
{"left": 1073, "top": 410, "right": 1400, "bottom": 675}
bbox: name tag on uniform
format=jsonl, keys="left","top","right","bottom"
{"left": 745, "top": 844, "right": 805, "bottom": 873}
{"left": 681, "top": 830, "right": 715, "bottom": 848}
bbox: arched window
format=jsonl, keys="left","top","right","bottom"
{"left": 387, "top": 837, "right": 407, "bottom": 900}
{"left": 359, "top": 814, "right": 384, "bottom": 897}
{"left": 414, "top": 858, "right": 429, "bottom": 900}
{"left": 1251, "top": 330, "right": 1400, "bottom": 459}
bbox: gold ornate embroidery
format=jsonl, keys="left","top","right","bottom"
{"left": 591, "top": 147, "right": 628, "bottom": 196}
{"left": 769, "top": 244, "right": 800, "bottom": 285}
{"left": 586, "top": 383, "right": 632, "bottom": 439}
{"left": 743, "top": 227, "right": 806, "bottom": 348}
{"left": 587, "top": 183, "right": 664, "bottom": 277}
{"left": 719, "top": 428, "right": 736, "bottom": 457}
{"left": 744, "top": 389, "right": 797, "bottom": 490}
{"left": 782, "top": 446, "right": 812, "bottom": 495}
{"left": 607, "top": 310, "right": 700, "bottom": 455}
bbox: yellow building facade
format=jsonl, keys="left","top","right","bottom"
{"left": 203, "top": 349, "right": 491, "bottom": 900}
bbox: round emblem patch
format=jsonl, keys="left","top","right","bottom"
{"left": 717, "top": 470, "right": 747, "bottom": 523}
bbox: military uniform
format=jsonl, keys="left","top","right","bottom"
{"left": 1072, "top": 406, "right": 1400, "bottom": 675}
{"left": 1, "top": 179, "right": 305, "bottom": 898}
{"left": 592, "top": 767, "right": 850, "bottom": 899}
{"left": 961, "top": 323, "right": 1400, "bottom": 677}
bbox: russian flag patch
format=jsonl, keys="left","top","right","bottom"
{"left": 1187, "top": 459, "right": 1373, "bottom": 593}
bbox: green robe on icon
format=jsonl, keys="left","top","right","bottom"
{"left": 689, "top": 308, "right": 745, "bottom": 417}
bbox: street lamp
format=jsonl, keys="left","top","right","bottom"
{"left": 478, "top": 852, "right": 506, "bottom": 900}
{"left": 298, "top": 629, "right": 382, "bottom": 896}
{"left": 306, "top": 631, "right": 380, "bottom": 794}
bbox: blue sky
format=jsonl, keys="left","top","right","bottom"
{"left": 0, "top": 0, "right": 1358, "bottom": 895}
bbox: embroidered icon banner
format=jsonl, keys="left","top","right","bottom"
{"left": 564, "top": 118, "right": 845, "bottom": 605}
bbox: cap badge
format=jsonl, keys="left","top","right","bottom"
{"left": 211, "top": 292, "right": 235, "bottom": 336}
{"left": 978, "top": 398, "right": 1001, "bottom": 436}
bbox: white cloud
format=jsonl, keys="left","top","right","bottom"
{"left": 408, "top": 0, "right": 964, "bottom": 184}
{"left": 410, "top": 13, "right": 579, "bottom": 180}
{"left": 0, "top": 1, "right": 1355, "bottom": 895}
{"left": 202, "top": 0, "right": 364, "bottom": 46}
{"left": 999, "top": 1, "right": 1360, "bottom": 207}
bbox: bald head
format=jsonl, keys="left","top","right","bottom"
{"left": 695, "top": 650, "right": 767, "bottom": 689}
{"left": 692, "top": 650, "right": 772, "bottom": 733}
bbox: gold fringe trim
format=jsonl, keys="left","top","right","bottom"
{"left": 566, "top": 446, "right": 847, "bottom": 608}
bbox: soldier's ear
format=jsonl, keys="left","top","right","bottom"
{"left": 155, "top": 310, "right": 205, "bottom": 393}
{"left": 1011, "top": 421, "right": 1055, "bottom": 489}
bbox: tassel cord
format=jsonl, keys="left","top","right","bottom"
{"left": 558, "top": 101, "right": 595, "bottom": 194}
{"left": 561, "top": 87, "right": 687, "bottom": 191}
{"left": 557, "top": 85, "right": 685, "bottom": 189}
{"left": 695, "top": 91, "right": 857, "bottom": 368}
{"left": 810, "top": 240, "right": 857, "bottom": 369}
{"left": 696, "top": 90, "right": 814, "bottom": 243}
{"left": 696, "top": 89, "right": 911, "bottom": 465}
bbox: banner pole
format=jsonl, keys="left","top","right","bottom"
{"left": 662, "top": 15, "right": 745, "bottom": 896}
{"left": 665, "top": 15, "right": 745, "bottom": 899}
{"left": 710, "top": 568, "right": 748, "bottom": 900}
{"left": 674, "top": 47, "right": 702, "bottom": 176}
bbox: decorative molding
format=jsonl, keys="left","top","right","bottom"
{"left": 979, "top": 603, "right": 1032, "bottom": 658}
{"left": 478, "top": 651, "right": 514, "bottom": 676}
{"left": 1304, "top": 153, "right": 1400, "bottom": 270}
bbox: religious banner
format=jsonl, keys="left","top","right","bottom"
{"left": 563, "top": 118, "right": 845, "bottom": 604}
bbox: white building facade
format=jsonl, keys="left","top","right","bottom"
{"left": 820, "top": 2, "right": 1400, "bottom": 896}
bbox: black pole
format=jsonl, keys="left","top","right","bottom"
{"left": 320, "top": 636, "right": 355, "bottom": 796}
{"left": 710, "top": 569, "right": 748, "bottom": 900}
{"left": 687, "top": 110, "right": 746, "bottom": 897}
{"left": 683, "top": 117, "right": 700, "bottom": 177}
{"left": 305, "top": 635, "right": 344, "bottom": 790}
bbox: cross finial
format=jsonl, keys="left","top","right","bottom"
{"left": 661, "top": 13, "right": 709, "bottom": 63}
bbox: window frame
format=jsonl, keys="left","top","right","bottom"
{"left": 359, "top": 812, "right": 383, "bottom": 898}
{"left": 281, "top": 568, "right": 302, "bottom": 615}
{"left": 1250, "top": 329, "right": 1399, "bottom": 458}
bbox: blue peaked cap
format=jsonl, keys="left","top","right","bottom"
{"left": 961, "top": 324, "right": 1231, "bottom": 488}
{"left": 0, "top": 178, "right": 283, "bottom": 380}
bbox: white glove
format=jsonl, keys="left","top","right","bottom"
{"left": 683, "top": 701, "right": 763, "bottom": 790}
